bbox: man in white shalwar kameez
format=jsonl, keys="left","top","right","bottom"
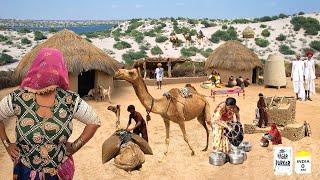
{"left": 291, "top": 54, "right": 305, "bottom": 101}
{"left": 304, "top": 51, "right": 316, "bottom": 101}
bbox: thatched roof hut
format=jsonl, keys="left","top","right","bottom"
{"left": 205, "top": 40, "right": 262, "bottom": 83}
{"left": 15, "top": 29, "right": 119, "bottom": 96}
{"left": 133, "top": 57, "right": 191, "bottom": 78}
{"left": 242, "top": 26, "right": 255, "bottom": 38}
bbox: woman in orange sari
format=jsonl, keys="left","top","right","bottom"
{"left": 212, "top": 97, "right": 240, "bottom": 153}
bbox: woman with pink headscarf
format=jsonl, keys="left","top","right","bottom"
{"left": 0, "top": 48, "right": 101, "bottom": 179}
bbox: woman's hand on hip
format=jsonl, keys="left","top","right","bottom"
{"left": 6, "top": 143, "right": 20, "bottom": 161}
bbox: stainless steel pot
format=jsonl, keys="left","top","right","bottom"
{"left": 240, "top": 141, "right": 252, "bottom": 152}
{"left": 228, "top": 149, "right": 245, "bottom": 165}
{"left": 209, "top": 152, "right": 226, "bottom": 166}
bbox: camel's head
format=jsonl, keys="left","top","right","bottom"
{"left": 115, "top": 68, "right": 141, "bottom": 83}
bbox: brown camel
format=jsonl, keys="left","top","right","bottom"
{"left": 169, "top": 35, "right": 179, "bottom": 49}
{"left": 183, "top": 33, "right": 192, "bottom": 46}
{"left": 115, "top": 69, "right": 211, "bottom": 158}
{"left": 196, "top": 30, "right": 205, "bottom": 45}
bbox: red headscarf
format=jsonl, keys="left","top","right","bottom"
{"left": 20, "top": 48, "right": 69, "bottom": 93}
{"left": 268, "top": 123, "right": 282, "bottom": 145}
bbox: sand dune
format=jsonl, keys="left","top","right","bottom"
{"left": 0, "top": 78, "right": 319, "bottom": 179}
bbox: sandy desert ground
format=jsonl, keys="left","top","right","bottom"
{"left": 0, "top": 78, "right": 320, "bottom": 180}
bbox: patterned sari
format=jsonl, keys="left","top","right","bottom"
{"left": 212, "top": 102, "right": 239, "bottom": 153}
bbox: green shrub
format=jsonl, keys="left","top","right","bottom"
{"left": 122, "top": 50, "right": 147, "bottom": 65}
{"left": 130, "top": 30, "right": 144, "bottom": 43}
{"left": 222, "top": 25, "right": 228, "bottom": 29}
{"left": 279, "top": 45, "right": 295, "bottom": 55}
{"left": 291, "top": 16, "right": 320, "bottom": 35}
{"left": 151, "top": 46, "right": 163, "bottom": 55}
{"left": 279, "top": 13, "right": 288, "bottom": 19}
{"left": 114, "top": 36, "right": 120, "bottom": 41}
{"left": 126, "top": 20, "right": 144, "bottom": 33}
{"left": 260, "top": 24, "right": 267, "bottom": 28}
{"left": 155, "top": 35, "right": 168, "bottom": 43}
{"left": 232, "top": 19, "right": 252, "bottom": 24}
{"left": 34, "top": 31, "right": 47, "bottom": 41}
{"left": 49, "top": 28, "right": 57, "bottom": 33}
{"left": 310, "top": 41, "right": 320, "bottom": 51}
{"left": 261, "top": 29, "right": 271, "bottom": 37}
{"left": 258, "top": 16, "right": 273, "bottom": 22}
{"left": 139, "top": 44, "right": 149, "bottom": 51}
{"left": 18, "top": 28, "right": 31, "bottom": 33}
{"left": 276, "top": 34, "right": 287, "bottom": 41}
{"left": 210, "top": 36, "right": 220, "bottom": 43}
{"left": 200, "top": 48, "right": 213, "bottom": 58}
{"left": 188, "top": 19, "right": 199, "bottom": 25}
{"left": 113, "top": 41, "right": 131, "bottom": 50}
{"left": 298, "top": 11, "right": 305, "bottom": 15}
{"left": 255, "top": 38, "right": 270, "bottom": 47}
{"left": 5, "top": 40, "right": 13, "bottom": 45}
{"left": 210, "top": 27, "right": 238, "bottom": 42}
{"left": 21, "top": 38, "right": 31, "bottom": 45}
{"left": 144, "top": 30, "right": 157, "bottom": 37}
{"left": 0, "top": 34, "right": 8, "bottom": 42}
{"left": 0, "top": 53, "right": 14, "bottom": 64}
{"left": 180, "top": 47, "right": 199, "bottom": 57}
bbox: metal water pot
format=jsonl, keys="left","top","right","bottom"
{"left": 239, "top": 141, "right": 252, "bottom": 152}
{"left": 209, "top": 152, "right": 227, "bottom": 166}
{"left": 228, "top": 148, "right": 245, "bottom": 165}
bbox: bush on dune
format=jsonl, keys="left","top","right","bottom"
{"left": 291, "top": 16, "right": 320, "bottom": 35}
{"left": 276, "top": 34, "right": 286, "bottom": 41}
{"left": 0, "top": 53, "right": 14, "bottom": 65}
{"left": 151, "top": 46, "right": 163, "bottom": 55}
{"left": 261, "top": 29, "right": 271, "bottom": 37}
{"left": 122, "top": 50, "right": 147, "bottom": 65}
{"left": 200, "top": 48, "right": 213, "bottom": 58}
{"left": 279, "top": 45, "right": 295, "bottom": 55}
{"left": 309, "top": 41, "right": 320, "bottom": 51}
{"left": 0, "top": 34, "right": 8, "bottom": 42}
{"left": 210, "top": 27, "right": 238, "bottom": 43}
{"left": 18, "top": 28, "right": 31, "bottom": 33}
{"left": 155, "top": 35, "right": 168, "bottom": 43}
{"left": 180, "top": 47, "right": 199, "bottom": 57}
{"left": 34, "top": 31, "right": 47, "bottom": 41}
{"left": 255, "top": 38, "right": 270, "bottom": 47}
{"left": 113, "top": 41, "right": 131, "bottom": 50}
{"left": 21, "top": 37, "right": 31, "bottom": 45}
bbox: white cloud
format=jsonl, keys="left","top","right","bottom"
{"left": 175, "top": 2, "right": 185, "bottom": 6}
{"left": 135, "top": 4, "right": 144, "bottom": 8}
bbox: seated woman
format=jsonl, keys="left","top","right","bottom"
{"left": 214, "top": 73, "right": 221, "bottom": 88}
{"left": 208, "top": 71, "right": 217, "bottom": 84}
{"left": 226, "top": 76, "right": 237, "bottom": 88}
{"left": 211, "top": 97, "right": 240, "bottom": 153}
{"left": 260, "top": 123, "right": 282, "bottom": 147}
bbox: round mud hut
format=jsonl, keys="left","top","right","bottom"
{"left": 242, "top": 26, "right": 255, "bottom": 39}
{"left": 14, "top": 29, "right": 119, "bottom": 97}
{"left": 264, "top": 54, "right": 287, "bottom": 88}
{"left": 205, "top": 40, "right": 262, "bottom": 83}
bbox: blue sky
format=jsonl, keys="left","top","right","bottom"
{"left": 0, "top": 0, "right": 319, "bottom": 20}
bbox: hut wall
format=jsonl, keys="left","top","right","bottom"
{"left": 69, "top": 72, "right": 78, "bottom": 92}
{"left": 210, "top": 69, "right": 252, "bottom": 83}
{"left": 94, "top": 70, "right": 114, "bottom": 92}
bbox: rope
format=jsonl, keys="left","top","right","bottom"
{"left": 146, "top": 98, "right": 154, "bottom": 123}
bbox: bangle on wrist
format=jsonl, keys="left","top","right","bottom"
{"left": 2, "top": 139, "right": 11, "bottom": 148}
{"left": 71, "top": 137, "right": 84, "bottom": 152}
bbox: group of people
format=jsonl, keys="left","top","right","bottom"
{"left": 291, "top": 51, "right": 316, "bottom": 101}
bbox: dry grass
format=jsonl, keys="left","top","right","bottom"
{"left": 14, "top": 29, "right": 120, "bottom": 80}
{"left": 205, "top": 40, "right": 262, "bottom": 71}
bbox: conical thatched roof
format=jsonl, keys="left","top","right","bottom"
{"left": 205, "top": 40, "right": 261, "bottom": 71}
{"left": 242, "top": 26, "right": 255, "bottom": 38}
{"left": 15, "top": 29, "right": 119, "bottom": 79}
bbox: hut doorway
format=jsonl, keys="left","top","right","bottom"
{"left": 78, "top": 70, "right": 95, "bottom": 97}
{"left": 252, "top": 67, "right": 260, "bottom": 84}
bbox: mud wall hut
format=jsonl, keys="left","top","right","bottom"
{"left": 14, "top": 29, "right": 119, "bottom": 97}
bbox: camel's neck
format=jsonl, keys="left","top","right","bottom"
{"left": 132, "top": 78, "right": 166, "bottom": 115}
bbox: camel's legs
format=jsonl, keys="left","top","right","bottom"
{"left": 178, "top": 122, "right": 195, "bottom": 156}
{"left": 164, "top": 119, "right": 170, "bottom": 155}
{"left": 159, "top": 118, "right": 170, "bottom": 162}
{"left": 197, "top": 115, "right": 209, "bottom": 151}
